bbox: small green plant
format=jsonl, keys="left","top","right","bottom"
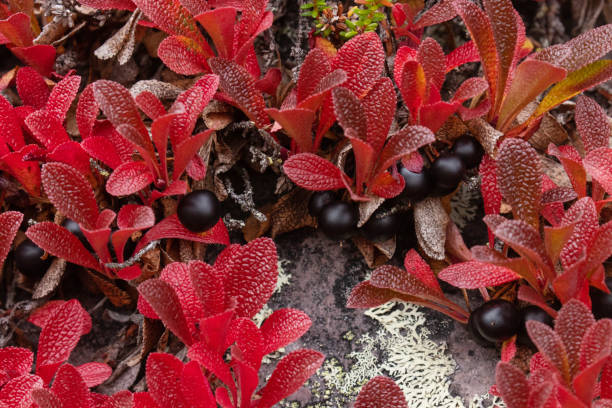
{"left": 343, "top": 0, "right": 392, "bottom": 39}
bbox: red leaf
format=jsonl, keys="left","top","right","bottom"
{"left": 76, "top": 362, "right": 112, "bottom": 388}
{"left": 25, "top": 110, "right": 70, "bottom": 150}
{"left": 346, "top": 133, "right": 375, "bottom": 194}
{"left": 106, "top": 161, "right": 154, "bottom": 196}
{"left": 26, "top": 222, "right": 101, "bottom": 271}
{"left": 173, "top": 130, "right": 214, "bottom": 181}
{"left": 438, "top": 261, "right": 519, "bottom": 289}
{"left": 266, "top": 108, "right": 315, "bottom": 153}
{"left": 145, "top": 353, "right": 188, "bottom": 408}
{"left": 48, "top": 141, "right": 91, "bottom": 177}
{"left": 370, "top": 265, "right": 444, "bottom": 300}
{"left": 138, "top": 279, "right": 193, "bottom": 346}
{"left": 131, "top": 0, "right": 203, "bottom": 41}
{"left": 560, "top": 197, "right": 598, "bottom": 269}
{"left": 76, "top": 0, "right": 136, "bottom": 10}
{"left": 333, "top": 32, "right": 384, "bottom": 98}
{"left": 418, "top": 37, "right": 446, "bottom": 91}
{"left": 92, "top": 80, "right": 151, "bottom": 151}
{"left": 547, "top": 144, "right": 587, "bottom": 198}
{"left": 526, "top": 321, "right": 571, "bottom": 383}
{"left": 283, "top": 153, "right": 346, "bottom": 191}
{"left": 517, "top": 285, "right": 558, "bottom": 319}
{"left": 296, "top": 48, "right": 332, "bottom": 104}
{"left": 354, "top": 376, "right": 408, "bottom": 408}
{"left": 170, "top": 75, "right": 218, "bottom": 146}
{"left": 194, "top": 7, "right": 236, "bottom": 59}
{"left": 497, "top": 138, "right": 542, "bottom": 229}
{"left": 199, "top": 310, "right": 234, "bottom": 355}
{"left": 479, "top": 155, "right": 501, "bottom": 246}
{"left": 501, "top": 336, "right": 517, "bottom": 362}
{"left": 157, "top": 35, "right": 210, "bottom": 75}
{"left": 223, "top": 238, "right": 277, "bottom": 318}
{"left": 362, "top": 77, "right": 396, "bottom": 154}
{"left": 404, "top": 249, "right": 443, "bottom": 295}
{"left": 491, "top": 219, "right": 553, "bottom": 279}
{"left": 11, "top": 45, "right": 56, "bottom": 77}
{"left": 28, "top": 300, "right": 91, "bottom": 335}
{"left": 0, "top": 95, "right": 24, "bottom": 151}
{"left": 256, "top": 349, "right": 325, "bottom": 408}
{"left": 134, "top": 91, "right": 166, "bottom": 120}
{"left": 584, "top": 147, "right": 612, "bottom": 195}
{"left": 332, "top": 87, "right": 367, "bottom": 140}
{"left": 0, "top": 374, "right": 43, "bottom": 408}
{"left": 445, "top": 41, "right": 480, "bottom": 71}
{"left": 160, "top": 262, "right": 204, "bottom": 336}
{"left": 602, "top": 357, "right": 612, "bottom": 399}
{"left": 575, "top": 96, "right": 609, "bottom": 154}
{"left": 36, "top": 300, "right": 89, "bottom": 384}
{"left": 346, "top": 280, "right": 400, "bottom": 308}
{"left": 186, "top": 342, "right": 236, "bottom": 394}
{"left": 0, "top": 347, "right": 32, "bottom": 382}
{"left": 419, "top": 101, "right": 460, "bottom": 133}
{"left": 188, "top": 260, "right": 226, "bottom": 318}
{"left": 1, "top": 145, "right": 42, "bottom": 196}
{"left": 16, "top": 67, "right": 49, "bottom": 109}
{"left": 260, "top": 308, "right": 312, "bottom": 355}
{"left": 375, "top": 126, "right": 435, "bottom": 175}
{"left": 133, "top": 392, "right": 161, "bottom": 408}
{"left": 580, "top": 319, "right": 612, "bottom": 370}
{"left": 117, "top": 204, "right": 155, "bottom": 230}
{"left": 42, "top": 162, "right": 99, "bottom": 229}
{"left": 398, "top": 60, "right": 426, "bottom": 120}
{"left": 582, "top": 220, "right": 612, "bottom": 275}
{"left": 30, "top": 388, "right": 63, "bottom": 408}
{"left": 227, "top": 318, "right": 264, "bottom": 370}
{"left": 180, "top": 361, "right": 216, "bottom": 408}
{"left": 495, "top": 362, "right": 529, "bottom": 408}
{"left": 46, "top": 74, "right": 81, "bottom": 122}
{"left": 209, "top": 57, "right": 268, "bottom": 128}
{"left": 137, "top": 215, "right": 229, "bottom": 250}
{"left": 0, "top": 211, "right": 22, "bottom": 273}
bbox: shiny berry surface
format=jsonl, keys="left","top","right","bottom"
{"left": 308, "top": 191, "right": 336, "bottom": 217}
{"left": 361, "top": 212, "right": 402, "bottom": 242}
{"left": 467, "top": 308, "right": 494, "bottom": 347}
{"left": 318, "top": 201, "right": 358, "bottom": 240}
{"left": 15, "top": 239, "right": 52, "bottom": 278}
{"left": 399, "top": 167, "right": 431, "bottom": 202}
{"left": 590, "top": 277, "right": 612, "bottom": 320}
{"left": 430, "top": 154, "right": 465, "bottom": 192}
{"left": 452, "top": 135, "right": 484, "bottom": 169}
{"left": 62, "top": 218, "right": 92, "bottom": 251}
{"left": 472, "top": 299, "right": 521, "bottom": 343}
{"left": 177, "top": 190, "right": 221, "bottom": 233}
{"left": 517, "top": 306, "right": 554, "bottom": 346}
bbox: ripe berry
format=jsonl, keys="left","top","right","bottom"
{"left": 61, "top": 218, "right": 92, "bottom": 251}
{"left": 318, "top": 201, "right": 358, "bottom": 240}
{"left": 177, "top": 190, "right": 221, "bottom": 233}
{"left": 361, "top": 212, "right": 402, "bottom": 242}
{"left": 467, "top": 309, "right": 493, "bottom": 347}
{"left": 517, "top": 306, "right": 554, "bottom": 347}
{"left": 452, "top": 135, "right": 484, "bottom": 169}
{"left": 430, "top": 154, "right": 465, "bottom": 194}
{"left": 308, "top": 191, "right": 336, "bottom": 217}
{"left": 471, "top": 299, "right": 521, "bottom": 343}
{"left": 590, "top": 277, "right": 612, "bottom": 320}
{"left": 15, "top": 239, "right": 52, "bottom": 278}
{"left": 399, "top": 167, "right": 431, "bottom": 202}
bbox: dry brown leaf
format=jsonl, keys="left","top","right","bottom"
{"left": 243, "top": 203, "right": 273, "bottom": 242}
{"left": 541, "top": 156, "right": 572, "bottom": 188}
{"left": 203, "top": 100, "right": 235, "bottom": 130}
{"left": 142, "top": 30, "right": 166, "bottom": 58}
{"left": 529, "top": 113, "right": 569, "bottom": 151}
{"left": 88, "top": 272, "right": 134, "bottom": 307}
{"left": 436, "top": 115, "right": 469, "bottom": 143}
{"left": 466, "top": 118, "right": 504, "bottom": 158}
{"left": 179, "top": 240, "right": 195, "bottom": 262}
{"left": 357, "top": 197, "right": 385, "bottom": 227}
{"left": 32, "top": 258, "right": 66, "bottom": 299}
{"left": 95, "top": 11, "right": 141, "bottom": 65}
{"left": 140, "top": 317, "right": 164, "bottom": 362}
{"left": 130, "top": 80, "right": 182, "bottom": 101}
{"left": 352, "top": 235, "right": 394, "bottom": 268}
{"left": 414, "top": 197, "right": 449, "bottom": 260}
{"left": 270, "top": 188, "right": 317, "bottom": 238}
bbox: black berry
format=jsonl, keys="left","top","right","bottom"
{"left": 452, "top": 135, "right": 484, "bottom": 169}
{"left": 399, "top": 166, "right": 431, "bottom": 202}
{"left": 318, "top": 201, "right": 358, "bottom": 240}
{"left": 517, "top": 306, "right": 554, "bottom": 347}
{"left": 468, "top": 308, "right": 494, "bottom": 347}
{"left": 430, "top": 153, "right": 465, "bottom": 194}
{"left": 472, "top": 299, "right": 521, "bottom": 343}
{"left": 61, "top": 218, "right": 92, "bottom": 252}
{"left": 177, "top": 190, "right": 222, "bottom": 233}
{"left": 361, "top": 212, "right": 402, "bottom": 242}
{"left": 14, "top": 239, "right": 52, "bottom": 278}
{"left": 590, "top": 277, "right": 612, "bottom": 320}
{"left": 308, "top": 191, "right": 336, "bottom": 217}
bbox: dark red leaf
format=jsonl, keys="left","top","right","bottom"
{"left": 495, "top": 362, "right": 529, "bottom": 408}
{"left": 0, "top": 95, "right": 24, "bottom": 151}
{"left": 438, "top": 261, "right": 519, "bottom": 289}
{"left": 333, "top": 32, "right": 385, "bottom": 98}
{"left": 138, "top": 279, "right": 193, "bottom": 346}
{"left": 158, "top": 35, "right": 210, "bottom": 75}
{"left": 283, "top": 153, "right": 346, "bottom": 191}
{"left": 76, "top": 362, "right": 112, "bottom": 388}
{"left": 418, "top": 37, "right": 446, "bottom": 91}
{"left": 332, "top": 87, "right": 367, "bottom": 140}
{"left": 266, "top": 108, "right": 315, "bottom": 153}
{"left": 584, "top": 147, "right": 612, "bottom": 195}
{"left": 547, "top": 144, "right": 587, "bottom": 198}
{"left": 26, "top": 222, "right": 101, "bottom": 272}
{"left": 137, "top": 215, "right": 229, "bottom": 250}
{"left": 16, "top": 67, "right": 49, "bottom": 109}
{"left": 575, "top": 96, "right": 609, "bottom": 154}
{"left": 256, "top": 349, "right": 325, "bottom": 408}
{"left": 296, "top": 48, "right": 332, "bottom": 104}
{"left": 497, "top": 138, "right": 542, "bottom": 229}
{"left": 41, "top": 162, "right": 99, "bottom": 229}
{"left": 106, "top": 161, "right": 154, "bottom": 196}
{"left": 560, "top": 197, "right": 598, "bottom": 269}
{"left": 361, "top": 77, "right": 396, "bottom": 154}
{"left": 354, "top": 376, "right": 408, "bottom": 408}
{"left": 346, "top": 280, "right": 400, "bottom": 308}
{"left": 527, "top": 321, "right": 571, "bottom": 383}
{"left": 0, "top": 211, "right": 22, "bottom": 273}
{"left": 375, "top": 126, "right": 435, "bottom": 175}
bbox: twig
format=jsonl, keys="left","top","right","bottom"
{"left": 104, "top": 240, "right": 160, "bottom": 269}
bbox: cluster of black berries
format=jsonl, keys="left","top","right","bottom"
{"left": 177, "top": 189, "right": 222, "bottom": 233}
{"left": 401, "top": 135, "right": 484, "bottom": 201}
